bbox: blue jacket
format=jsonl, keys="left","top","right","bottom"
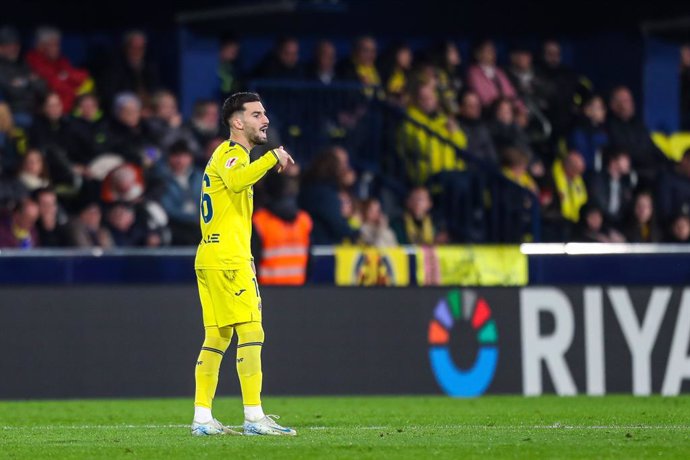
{"left": 569, "top": 122, "right": 608, "bottom": 171}
{"left": 154, "top": 163, "right": 204, "bottom": 224}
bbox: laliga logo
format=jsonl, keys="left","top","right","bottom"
{"left": 428, "top": 289, "right": 499, "bottom": 397}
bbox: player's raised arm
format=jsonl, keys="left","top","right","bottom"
{"left": 218, "top": 150, "right": 278, "bottom": 193}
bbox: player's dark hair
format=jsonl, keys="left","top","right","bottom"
{"left": 221, "top": 92, "right": 262, "bottom": 128}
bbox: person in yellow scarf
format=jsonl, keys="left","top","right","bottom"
{"left": 392, "top": 186, "right": 448, "bottom": 245}
{"left": 501, "top": 145, "right": 538, "bottom": 194}
{"left": 542, "top": 150, "right": 588, "bottom": 240}
{"left": 338, "top": 36, "right": 384, "bottom": 99}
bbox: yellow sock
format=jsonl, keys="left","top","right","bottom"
{"left": 235, "top": 321, "right": 264, "bottom": 406}
{"left": 194, "top": 326, "right": 233, "bottom": 409}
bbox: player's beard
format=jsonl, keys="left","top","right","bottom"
{"left": 249, "top": 127, "right": 268, "bottom": 145}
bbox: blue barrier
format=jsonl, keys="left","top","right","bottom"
{"left": 1, "top": 244, "right": 689, "bottom": 285}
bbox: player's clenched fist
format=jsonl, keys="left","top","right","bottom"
{"left": 273, "top": 146, "right": 295, "bottom": 172}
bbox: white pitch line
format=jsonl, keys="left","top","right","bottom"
{"left": 1, "top": 424, "right": 689, "bottom": 431}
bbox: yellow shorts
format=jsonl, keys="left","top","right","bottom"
{"left": 195, "top": 267, "right": 262, "bottom": 327}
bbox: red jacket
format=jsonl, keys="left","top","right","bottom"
{"left": 26, "top": 50, "right": 90, "bottom": 111}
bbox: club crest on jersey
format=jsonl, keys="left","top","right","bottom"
{"left": 225, "top": 157, "right": 238, "bottom": 168}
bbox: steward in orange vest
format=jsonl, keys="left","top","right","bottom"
{"left": 252, "top": 207, "right": 312, "bottom": 285}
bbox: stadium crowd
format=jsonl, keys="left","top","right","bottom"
{"left": 1, "top": 26, "right": 690, "bottom": 258}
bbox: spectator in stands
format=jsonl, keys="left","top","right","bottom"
{"left": 0, "top": 147, "right": 34, "bottom": 211}
{"left": 457, "top": 91, "right": 497, "bottom": 164}
{"left": 392, "top": 186, "right": 445, "bottom": 245}
{"left": 400, "top": 82, "right": 467, "bottom": 185}
{"left": 146, "top": 90, "right": 199, "bottom": 153}
{"left": 102, "top": 30, "right": 159, "bottom": 113}
{"left": 501, "top": 146, "right": 538, "bottom": 194}
{"left": 151, "top": 140, "right": 202, "bottom": 245}
{"left": 541, "top": 150, "right": 588, "bottom": 241}
{"left": 101, "top": 163, "right": 145, "bottom": 204}
{"left": 70, "top": 93, "right": 109, "bottom": 162}
{"left": 466, "top": 40, "right": 519, "bottom": 110}
{"left": 29, "top": 92, "right": 88, "bottom": 186}
{"left": 106, "top": 92, "right": 158, "bottom": 166}
{"left": 430, "top": 41, "right": 463, "bottom": 116}
{"left": 218, "top": 33, "right": 243, "bottom": 99}
{"left": 537, "top": 39, "right": 591, "bottom": 138}
{"left": 101, "top": 162, "right": 169, "bottom": 246}
{"left": 666, "top": 212, "right": 690, "bottom": 243}
{"left": 68, "top": 200, "right": 113, "bottom": 248}
{"left": 185, "top": 100, "right": 221, "bottom": 166}
{"left": 104, "top": 202, "right": 150, "bottom": 247}
{"left": 506, "top": 45, "right": 552, "bottom": 150}
{"left": 506, "top": 45, "right": 550, "bottom": 112}
{"left": 575, "top": 203, "right": 625, "bottom": 243}
{"left": 339, "top": 36, "right": 381, "bottom": 87}
{"left": 0, "top": 101, "right": 29, "bottom": 175}
{"left": 587, "top": 148, "right": 634, "bottom": 227}
{"left": 359, "top": 198, "right": 398, "bottom": 247}
{"left": 656, "top": 148, "right": 690, "bottom": 222}
{"left": 0, "top": 26, "right": 45, "bottom": 126}
{"left": 26, "top": 27, "right": 92, "bottom": 112}
{"left": 0, "top": 197, "right": 39, "bottom": 248}
{"left": 252, "top": 162, "right": 312, "bottom": 285}
{"left": 569, "top": 94, "right": 608, "bottom": 172}
{"left": 306, "top": 40, "right": 338, "bottom": 86}
{"left": 339, "top": 190, "right": 362, "bottom": 236}
{"left": 623, "top": 190, "right": 661, "bottom": 243}
{"left": 33, "top": 187, "right": 70, "bottom": 246}
{"left": 16, "top": 148, "right": 50, "bottom": 192}
{"left": 489, "top": 97, "right": 533, "bottom": 161}
{"left": 607, "top": 86, "right": 665, "bottom": 184}
{"left": 680, "top": 44, "right": 690, "bottom": 130}
{"left": 299, "top": 146, "right": 360, "bottom": 245}
{"left": 254, "top": 36, "right": 303, "bottom": 79}
{"left": 380, "top": 42, "right": 413, "bottom": 105}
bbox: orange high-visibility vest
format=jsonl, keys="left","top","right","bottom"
{"left": 253, "top": 208, "right": 312, "bottom": 285}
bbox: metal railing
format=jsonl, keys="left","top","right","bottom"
{"left": 250, "top": 79, "right": 541, "bottom": 242}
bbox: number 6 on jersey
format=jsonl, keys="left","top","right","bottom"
{"left": 201, "top": 173, "right": 213, "bottom": 223}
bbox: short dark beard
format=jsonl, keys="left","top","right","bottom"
{"left": 250, "top": 131, "right": 267, "bottom": 145}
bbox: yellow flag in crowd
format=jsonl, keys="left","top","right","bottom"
{"left": 416, "top": 245, "right": 528, "bottom": 286}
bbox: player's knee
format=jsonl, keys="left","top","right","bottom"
{"left": 235, "top": 322, "right": 264, "bottom": 345}
{"left": 204, "top": 337, "right": 230, "bottom": 354}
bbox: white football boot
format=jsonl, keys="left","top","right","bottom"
{"left": 243, "top": 415, "right": 297, "bottom": 436}
{"left": 191, "top": 418, "right": 242, "bottom": 436}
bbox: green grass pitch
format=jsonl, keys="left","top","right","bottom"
{"left": 1, "top": 395, "right": 689, "bottom": 459}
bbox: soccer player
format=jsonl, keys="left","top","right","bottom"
{"left": 191, "top": 92, "right": 296, "bottom": 436}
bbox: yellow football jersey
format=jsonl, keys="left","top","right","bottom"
{"left": 194, "top": 140, "right": 278, "bottom": 269}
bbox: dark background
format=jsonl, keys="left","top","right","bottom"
{"left": 6, "top": 0, "right": 690, "bottom": 37}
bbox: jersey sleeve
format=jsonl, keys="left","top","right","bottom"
{"left": 218, "top": 150, "right": 279, "bottom": 192}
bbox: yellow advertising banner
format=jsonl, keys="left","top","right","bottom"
{"left": 335, "top": 246, "right": 410, "bottom": 286}
{"left": 416, "top": 245, "right": 527, "bottom": 286}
